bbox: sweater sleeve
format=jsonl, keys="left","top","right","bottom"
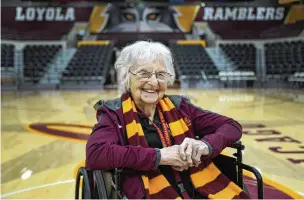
{"left": 183, "top": 99, "right": 243, "bottom": 160}
{"left": 86, "top": 109, "right": 159, "bottom": 171}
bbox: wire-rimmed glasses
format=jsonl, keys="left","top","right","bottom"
{"left": 129, "top": 70, "right": 172, "bottom": 82}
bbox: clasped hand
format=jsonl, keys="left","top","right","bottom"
{"left": 159, "top": 137, "right": 209, "bottom": 172}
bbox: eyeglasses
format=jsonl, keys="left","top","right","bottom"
{"left": 129, "top": 70, "right": 172, "bottom": 81}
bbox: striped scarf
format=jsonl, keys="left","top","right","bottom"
{"left": 121, "top": 93, "right": 249, "bottom": 199}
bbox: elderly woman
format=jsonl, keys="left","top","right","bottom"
{"left": 86, "top": 41, "right": 249, "bottom": 199}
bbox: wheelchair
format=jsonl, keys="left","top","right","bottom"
{"left": 75, "top": 141, "right": 264, "bottom": 199}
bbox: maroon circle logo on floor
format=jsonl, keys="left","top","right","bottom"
{"left": 25, "top": 123, "right": 91, "bottom": 142}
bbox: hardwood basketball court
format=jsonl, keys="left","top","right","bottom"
{"left": 1, "top": 88, "right": 304, "bottom": 198}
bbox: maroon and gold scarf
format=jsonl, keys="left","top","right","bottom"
{"left": 121, "top": 93, "right": 249, "bottom": 199}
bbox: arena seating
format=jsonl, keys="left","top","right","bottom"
{"left": 61, "top": 44, "right": 113, "bottom": 83}
{"left": 1, "top": 44, "right": 15, "bottom": 69}
{"left": 219, "top": 43, "right": 256, "bottom": 73}
{"left": 218, "top": 43, "right": 257, "bottom": 81}
{"left": 23, "top": 45, "right": 62, "bottom": 83}
{"left": 170, "top": 43, "right": 218, "bottom": 80}
{"left": 1, "top": 44, "right": 16, "bottom": 86}
{"left": 265, "top": 40, "right": 304, "bottom": 79}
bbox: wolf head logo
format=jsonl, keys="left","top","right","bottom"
{"left": 89, "top": 4, "right": 199, "bottom": 33}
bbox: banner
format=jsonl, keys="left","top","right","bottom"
{"left": 193, "top": 5, "right": 303, "bottom": 39}
{"left": 1, "top": 4, "right": 303, "bottom": 40}
{"left": 89, "top": 4, "right": 199, "bottom": 33}
{"left": 195, "top": 6, "right": 288, "bottom": 21}
{"left": 1, "top": 7, "right": 93, "bottom": 40}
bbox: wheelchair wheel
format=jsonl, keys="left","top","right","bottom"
{"left": 93, "top": 170, "right": 109, "bottom": 199}
{"left": 75, "top": 167, "right": 94, "bottom": 199}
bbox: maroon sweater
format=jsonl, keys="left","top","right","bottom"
{"left": 86, "top": 95, "right": 242, "bottom": 199}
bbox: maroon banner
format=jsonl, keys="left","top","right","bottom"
{"left": 193, "top": 5, "right": 303, "bottom": 39}
{"left": 1, "top": 7, "right": 93, "bottom": 40}
{"left": 195, "top": 6, "right": 288, "bottom": 21}
{"left": 1, "top": 4, "right": 302, "bottom": 40}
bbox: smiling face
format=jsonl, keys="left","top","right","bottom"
{"left": 129, "top": 60, "right": 168, "bottom": 107}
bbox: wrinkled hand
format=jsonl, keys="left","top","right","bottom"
{"left": 159, "top": 145, "right": 188, "bottom": 171}
{"left": 179, "top": 137, "right": 209, "bottom": 167}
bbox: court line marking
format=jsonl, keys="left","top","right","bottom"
{"left": 1, "top": 179, "right": 75, "bottom": 198}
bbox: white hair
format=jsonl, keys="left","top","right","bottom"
{"left": 114, "top": 41, "right": 175, "bottom": 93}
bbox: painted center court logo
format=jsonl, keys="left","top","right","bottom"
{"left": 25, "top": 122, "right": 304, "bottom": 165}
{"left": 25, "top": 122, "right": 304, "bottom": 199}
{"left": 25, "top": 123, "right": 92, "bottom": 142}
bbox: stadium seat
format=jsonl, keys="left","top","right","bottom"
{"left": 1, "top": 44, "right": 15, "bottom": 69}
{"left": 265, "top": 40, "right": 304, "bottom": 79}
{"left": 219, "top": 43, "right": 257, "bottom": 73}
{"left": 23, "top": 45, "right": 62, "bottom": 83}
{"left": 170, "top": 43, "right": 219, "bottom": 80}
{"left": 61, "top": 44, "right": 113, "bottom": 84}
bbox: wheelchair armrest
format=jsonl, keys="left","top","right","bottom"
{"left": 240, "top": 163, "right": 264, "bottom": 199}
{"left": 231, "top": 140, "right": 245, "bottom": 150}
